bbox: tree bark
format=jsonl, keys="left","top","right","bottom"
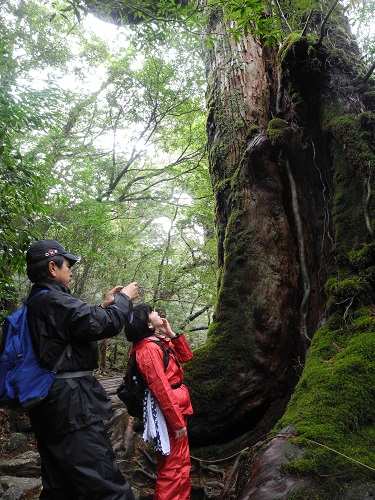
{"left": 183, "top": 18, "right": 307, "bottom": 446}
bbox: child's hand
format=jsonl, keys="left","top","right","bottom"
{"left": 160, "top": 318, "right": 177, "bottom": 339}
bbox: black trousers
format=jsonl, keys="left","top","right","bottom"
{"left": 37, "top": 421, "right": 134, "bottom": 500}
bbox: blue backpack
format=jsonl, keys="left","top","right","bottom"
{"left": 0, "top": 290, "right": 67, "bottom": 411}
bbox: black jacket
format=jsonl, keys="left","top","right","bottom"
{"left": 27, "top": 280, "right": 132, "bottom": 439}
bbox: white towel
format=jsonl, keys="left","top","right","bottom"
{"left": 142, "top": 388, "right": 170, "bottom": 455}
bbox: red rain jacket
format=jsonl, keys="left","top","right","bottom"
{"left": 130, "top": 335, "right": 193, "bottom": 430}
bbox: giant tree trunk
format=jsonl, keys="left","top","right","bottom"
{"left": 83, "top": 0, "right": 375, "bottom": 495}
{"left": 186, "top": 22, "right": 309, "bottom": 447}
{"left": 184, "top": 5, "right": 375, "bottom": 451}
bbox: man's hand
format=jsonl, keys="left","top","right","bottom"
{"left": 101, "top": 282, "right": 139, "bottom": 308}
{"left": 120, "top": 282, "right": 139, "bottom": 301}
{"left": 101, "top": 285, "right": 125, "bottom": 308}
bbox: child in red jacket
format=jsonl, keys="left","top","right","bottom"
{"left": 125, "top": 303, "right": 193, "bottom": 500}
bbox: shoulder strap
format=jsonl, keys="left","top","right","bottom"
{"left": 27, "top": 289, "right": 48, "bottom": 305}
{"left": 151, "top": 340, "right": 177, "bottom": 371}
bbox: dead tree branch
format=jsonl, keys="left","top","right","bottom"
{"left": 363, "top": 59, "right": 375, "bottom": 84}
{"left": 314, "top": 0, "right": 340, "bottom": 49}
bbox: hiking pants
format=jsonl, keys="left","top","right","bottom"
{"left": 154, "top": 418, "right": 191, "bottom": 500}
{"left": 37, "top": 421, "right": 134, "bottom": 500}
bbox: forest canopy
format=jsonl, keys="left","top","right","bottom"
{"left": 0, "top": 0, "right": 217, "bottom": 352}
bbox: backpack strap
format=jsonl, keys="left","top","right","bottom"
{"left": 151, "top": 340, "right": 170, "bottom": 371}
{"left": 151, "top": 340, "right": 181, "bottom": 370}
{"left": 26, "top": 289, "right": 48, "bottom": 304}
{"left": 167, "top": 346, "right": 180, "bottom": 369}
{"left": 55, "top": 369, "right": 92, "bottom": 379}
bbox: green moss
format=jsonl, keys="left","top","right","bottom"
{"left": 356, "top": 110, "right": 375, "bottom": 129}
{"left": 325, "top": 275, "right": 371, "bottom": 298}
{"left": 207, "top": 87, "right": 249, "bottom": 179}
{"left": 321, "top": 104, "right": 375, "bottom": 257}
{"left": 185, "top": 316, "right": 256, "bottom": 413}
{"left": 322, "top": 105, "right": 375, "bottom": 173}
{"left": 349, "top": 243, "right": 375, "bottom": 270}
{"left": 268, "top": 118, "right": 289, "bottom": 128}
{"left": 276, "top": 306, "right": 375, "bottom": 485}
{"left": 278, "top": 33, "right": 305, "bottom": 66}
{"left": 185, "top": 211, "right": 261, "bottom": 418}
{"left": 363, "top": 89, "right": 375, "bottom": 108}
{"left": 291, "top": 92, "right": 304, "bottom": 107}
{"left": 267, "top": 118, "right": 291, "bottom": 146}
{"left": 278, "top": 33, "right": 321, "bottom": 80}
{"left": 356, "top": 111, "right": 375, "bottom": 145}
{"left": 351, "top": 307, "right": 375, "bottom": 333}
{"left": 306, "top": 44, "right": 317, "bottom": 57}
{"left": 213, "top": 177, "right": 231, "bottom": 195}
{"left": 325, "top": 276, "right": 373, "bottom": 314}
{"left": 246, "top": 125, "right": 258, "bottom": 138}
{"left": 314, "top": 18, "right": 363, "bottom": 76}
{"left": 361, "top": 265, "right": 375, "bottom": 283}
{"left": 234, "top": 118, "right": 245, "bottom": 130}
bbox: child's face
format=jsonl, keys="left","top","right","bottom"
{"left": 148, "top": 310, "right": 164, "bottom": 330}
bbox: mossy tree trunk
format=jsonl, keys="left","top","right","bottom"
{"left": 192, "top": 10, "right": 375, "bottom": 453}
{"left": 82, "top": 0, "right": 375, "bottom": 467}
{"left": 184, "top": 3, "right": 375, "bottom": 450}
{"left": 186, "top": 19, "right": 312, "bottom": 447}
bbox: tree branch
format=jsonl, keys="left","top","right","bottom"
{"left": 178, "top": 305, "right": 211, "bottom": 330}
{"left": 273, "top": 0, "right": 292, "bottom": 33}
{"left": 363, "top": 59, "right": 375, "bottom": 84}
{"left": 314, "top": 0, "right": 340, "bottom": 49}
{"left": 301, "top": 9, "right": 313, "bottom": 37}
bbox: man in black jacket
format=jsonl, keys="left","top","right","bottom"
{"left": 25, "top": 239, "right": 138, "bottom": 500}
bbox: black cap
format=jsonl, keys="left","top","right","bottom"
{"left": 26, "top": 240, "right": 80, "bottom": 265}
